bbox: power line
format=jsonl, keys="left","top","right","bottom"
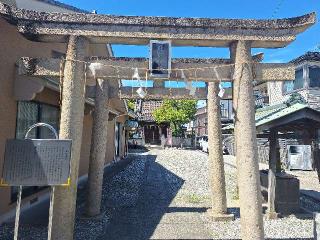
{"left": 271, "top": 0, "right": 285, "bottom": 18}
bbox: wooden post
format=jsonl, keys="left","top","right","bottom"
{"left": 267, "top": 129, "right": 279, "bottom": 219}
{"left": 51, "top": 36, "right": 88, "bottom": 240}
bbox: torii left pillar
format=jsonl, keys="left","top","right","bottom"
{"left": 207, "top": 82, "right": 234, "bottom": 221}
{"left": 51, "top": 36, "right": 88, "bottom": 240}
{"left": 86, "top": 78, "right": 109, "bottom": 216}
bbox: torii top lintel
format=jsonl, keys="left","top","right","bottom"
{"left": 0, "top": 3, "right": 315, "bottom": 48}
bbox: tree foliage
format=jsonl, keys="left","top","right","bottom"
{"left": 127, "top": 100, "right": 135, "bottom": 111}
{"left": 152, "top": 99, "right": 197, "bottom": 136}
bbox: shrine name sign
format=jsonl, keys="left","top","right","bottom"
{"left": 1, "top": 139, "right": 72, "bottom": 186}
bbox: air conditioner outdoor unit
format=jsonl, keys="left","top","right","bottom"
{"left": 287, "top": 145, "right": 313, "bottom": 170}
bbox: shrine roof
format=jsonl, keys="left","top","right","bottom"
{"left": 0, "top": 3, "right": 316, "bottom": 47}
{"left": 224, "top": 103, "right": 320, "bottom": 132}
{"left": 138, "top": 101, "right": 163, "bottom": 122}
{"left": 290, "top": 51, "right": 320, "bottom": 64}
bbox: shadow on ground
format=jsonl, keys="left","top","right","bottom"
{"left": 128, "top": 145, "right": 150, "bottom": 154}
{"left": 98, "top": 154, "right": 185, "bottom": 240}
{"left": 0, "top": 157, "right": 134, "bottom": 240}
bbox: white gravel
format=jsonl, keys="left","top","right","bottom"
{"left": 149, "top": 148, "right": 314, "bottom": 239}
{"left": 0, "top": 148, "right": 315, "bottom": 239}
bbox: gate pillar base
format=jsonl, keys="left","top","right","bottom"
{"left": 207, "top": 210, "right": 235, "bottom": 221}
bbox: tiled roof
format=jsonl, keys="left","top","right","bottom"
{"left": 290, "top": 51, "right": 320, "bottom": 64}
{"left": 255, "top": 103, "right": 307, "bottom": 128}
{"left": 223, "top": 103, "right": 310, "bottom": 130}
{"left": 195, "top": 106, "right": 207, "bottom": 116}
{"left": 138, "top": 101, "right": 163, "bottom": 122}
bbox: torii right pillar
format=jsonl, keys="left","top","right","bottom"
{"left": 230, "top": 40, "right": 265, "bottom": 240}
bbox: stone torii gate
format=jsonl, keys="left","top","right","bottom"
{"left": 0, "top": 3, "right": 315, "bottom": 240}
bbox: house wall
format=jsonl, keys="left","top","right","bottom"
{"left": 15, "top": 0, "right": 84, "bottom": 13}
{"left": 0, "top": 18, "right": 67, "bottom": 220}
{"left": 305, "top": 89, "right": 320, "bottom": 110}
{"left": 268, "top": 81, "right": 287, "bottom": 105}
{"left": 268, "top": 80, "right": 320, "bottom": 110}
{"left": 0, "top": 16, "right": 127, "bottom": 223}
{"left": 195, "top": 112, "right": 207, "bottom": 136}
{"left": 268, "top": 61, "right": 320, "bottom": 109}
{"left": 105, "top": 118, "right": 116, "bottom": 165}
{"left": 117, "top": 115, "right": 127, "bottom": 157}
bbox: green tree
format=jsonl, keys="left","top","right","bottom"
{"left": 152, "top": 99, "right": 197, "bottom": 136}
{"left": 127, "top": 100, "right": 135, "bottom": 111}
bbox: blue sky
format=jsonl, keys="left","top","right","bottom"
{"left": 60, "top": 0, "right": 319, "bottom": 62}
{"left": 60, "top": 0, "right": 319, "bottom": 107}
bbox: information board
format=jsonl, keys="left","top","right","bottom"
{"left": 149, "top": 40, "right": 171, "bottom": 78}
{"left": 1, "top": 139, "right": 72, "bottom": 186}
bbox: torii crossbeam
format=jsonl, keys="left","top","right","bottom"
{"left": 17, "top": 56, "right": 295, "bottom": 100}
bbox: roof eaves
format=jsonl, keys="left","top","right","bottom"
{"left": 34, "top": 0, "right": 90, "bottom": 13}
{"left": 290, "top": 51, "right": 320, "bottom": 65}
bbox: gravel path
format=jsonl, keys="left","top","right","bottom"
{"left": 151, "top": 149, "right": 314, "bottom": 239}
{"left": 0, "top": 149, "right": 315, "bottom": 239}
{"left": 99, "top": 148, "right": 314, "bottom": 239}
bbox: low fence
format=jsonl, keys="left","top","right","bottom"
{"left": 167, "top": 137, "right": 193, "bottom": 148}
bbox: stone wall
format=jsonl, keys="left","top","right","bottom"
{"left": 169, "top": 137, "right": 193, "bottom": 148}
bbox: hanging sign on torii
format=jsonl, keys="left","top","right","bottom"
{"left": 149, "top": 40, "right": 171, "bottom": 78}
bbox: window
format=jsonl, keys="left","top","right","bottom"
{"left": 309, "top": 66, "right": 320, "bottom": 88}
{"left": 12, "top": 101, "right": 60, "bottom": 201}
{"left": 283, "top": 81, "right": 294, "bottom": 94}
{"left": 39, "top": 104, "right": 60, "bottom": 139}
{"left": 294, "top": 69, "right": 304, "bottom": 90}
{"left": 283, "top": 68, "right": 304, "bottom": 94}
{"left": 16, "top": 101, "right": 38, "bottom": 139}
{"left": 16, "top": 101, "right": 60, "bottom": 139}
{"left": 220, "top": 99, "right": 232, "bottom": 119}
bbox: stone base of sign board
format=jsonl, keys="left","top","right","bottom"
{"left": 260, "top": 170, "right": 300, "bottom": 215}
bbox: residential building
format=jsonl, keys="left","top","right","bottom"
{"left": 136, "top": 100, "right": 169, "bottom": 145}
{"left": 194, "top": 87, "right": 233, "bottom": 136}
{"left": 264, "top": 51, "right": 320, "bottom": 109}
{"left": 0, "top": 0, "right": 128, "bottom": 224}
{"left": 224, "top": 52, "right": 320, "bottom": 167}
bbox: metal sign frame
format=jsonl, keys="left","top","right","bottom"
{"left": 2, "top": 139, "right": 72, "bottom": 186}
{"left": 149, "top": 40, "right": 172, "bottom": 78}
{"left": 0, "top": 123, "right": 72, "bottom": 240}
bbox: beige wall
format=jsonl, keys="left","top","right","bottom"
{"left": 105, "top": 118, "right": 116, "bottom": 164}
{"left": 0, "top": 18, "right": 67, "bottom": 218}
{"left": 0, "top": 17, "right": 127, "bottom": 222}
{"left": 14, "top": 0, "right": 85, "bottom": 13}
{"left": 117, "top": 115, "right": 127, "bottom": 157}
{"left": 268, "top": 81, "right": 309, "bottom": 106}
